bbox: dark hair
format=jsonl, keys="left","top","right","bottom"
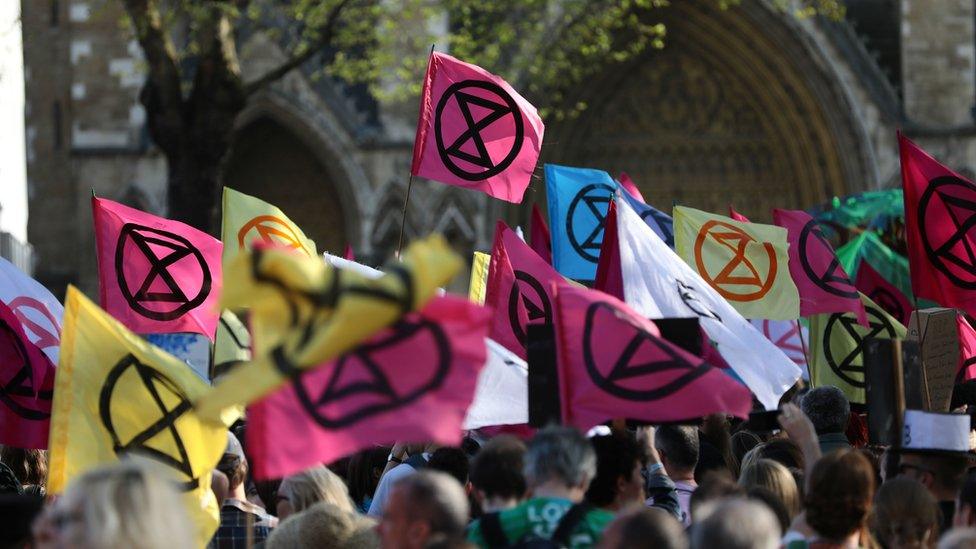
{"left": 689, "top": 471, "right": 743, "bottom": 523}
{"left": 253, "top": 478, "right": 281, "bottom": 516}
{"left": 346, "top": 446, "right": 390, "bottom": 508}
{"left": 429, "top": 447, "right": 470, "bottom": 487}
{"left": 217, "top": 454, "right": 248, "bottom": 491}
{"left": 469, "top": 436, "right": 526, "bottom": 500}
{"left": 800, "top": 386, "right": 850, "bottom": 435}
{"left": 605, "top": 508, "right": 688, "bottom": 549}
{"left": 585, "top": 432, "right": 645, "bottom": 507}
{"left": 0, "top": 447, "right": 46, "bottom": 487}
{"left": 756, "top": 438, "right": 804, "bottom": 471}
{"left": 747, "top": 487, "right": 791, "bottom": 533}
{"left": 914, "top": 454, "right": 971, "bottom": 494}
{"left": 655, "top": 426, "right": 699, "bottom": 473}
{"left": 805, "top": 449, "right": 875, "bottom": 541}
{"left": 730, "top": 431, "right": 761, "bottom": 467}
{"left": 960, "top": 471, "right": 976, "bottom": 513}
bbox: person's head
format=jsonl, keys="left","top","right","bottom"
{"left": 586, "top": 432, "right": 646, "bottom": 511}
{"left": 211, "top": 469, "right": 230, "bottom": 508}
{"left": 940, "top": 528, "right": 976, "bottom": 549}
{"left": 800, "top": 386, "right": 850, "bottom": 435}
{"left": 524, "top": 426, "right": 597, "bottom": 499}
{"left": 32, "top": 462, "right": 195, "bottom": 549}
{"left": 428, "top": 447, "right": 470, "bottom": 488}
{"left": 267, "top": 502, "right": 379, "bottom": 549}
{"left": 468, "top": 435, "right": 526, "bottom": 512}
{"left": 738, "top": 458, "right": 800, "bottom": 520}
{"left": 730, "top": 431, "right": 762, "bottom": 469}
{"left": 0, "top": 447, "right": 47, "bottom": 487}
{"left": 278, "top": 465, "right": 355, "bottom": 520}
{"left": 745, "top": 487, "right": 792, "bottom": 534}
{"left": 216, "top": 431, "right": 248, "bottom": 494}
{"left": 756, "top": 437, "right": 805, "bottom": 471}
{"left": 871, "top": 477, "right": 939, "bottom": 549}
{"left": 347, "top": 446, "right": 391, "bottom": 508}
{"left": 899, "top": 452, "right": 971, "bottom": 502}
{"left": 690, "top": 497, "right": 781, "bottom": 549}
{"left": 805, "top": 448, "right": 876, "bottom": 542}
{"left": 598, "top": 507, "right": 688, "bottom": 549}
{"left": 689, "top": 470, "right": 744, "bottom": 524}
{"left": 378, "top": 470, "right": 469, "bottom": 549}
{"left": 956, "top": 472, "right": 976, "bottom": 527}
{"left": 655, "top": 426, "right": 699, "bottom": 479}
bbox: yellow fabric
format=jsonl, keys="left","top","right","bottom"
{"left": 49, "top": 287, "right": 236, "bottom": 546}
{"left": 221, "top": 187, "right": 316, "bottom": 266}
{"left": 194, "top": 234, "right": 463, "bottom": 421}
{"left": 469, "top": 252, "right": 491, "bottom": 305}
{"left": 808, "top": 292, "right": 906, "bottom": 404}
{"left": 674, "top": 206, "right": 800, "bottom": 320}
{"left": 213, "top": 310, "right": 251, "bottom": 376}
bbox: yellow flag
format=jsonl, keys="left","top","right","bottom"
{"left": 221, "top": 187, "right": 316, "bottom": 266}
{"left": 194, "top": 234, "right": 463, "bottom": 421}
{"left": 49, "top": 287, "right": 237, "bottom": 546}
{"left": 469, "top": 252, "right": 491, "bottom": 305}
{"left": 808, "top": 292, "right": 906, "bottom": 404}
{"left": 674, "top": 206, "right": 800, "bottom": 320}
{"left": 213, "top": 310, "right": 251, "bottom": 380}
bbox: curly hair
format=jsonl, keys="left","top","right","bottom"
{"left": 804, "top": 449, "right": 875, "bottom": 541}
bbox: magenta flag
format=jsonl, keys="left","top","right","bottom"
{"left": 594, "top": 201, "right": 624, "bottom": 301}
{"left": 410, "top": 51, "right": 544, "bottom": 203}
{"left": 246, "top": 295, "right": 491, "bottom": 479}
{"left": 773, "top": 208, "right": 867, "bottom": 324}
{"left": 485, "top": 221, "right": 563, "bottom": 358}
{"left": 553, "top": 284, "right": 752, "bottom": 431}
{"left": 957, "top": 314, "right": 976, "bottom": 382}
{"left": 617, "top": 172, "right": 645, "bottom": 203}
{"left": 728, "top": 206, "right": 750, "bottom": 223}
{"left": 900, "top": 133, "right": 976, "bottom": 318}
{"left": 93, "top": 197, "right": 222, "bottom": 339}
{"left": 529, "top": 204, "right": 553, "bottom": 265}
{"left": 854, "top": 260, "right": 913, "bottom": 326}
{"left": 0, "top": 300, "right": 54, "bottom": 449}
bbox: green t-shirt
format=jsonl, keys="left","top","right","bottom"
{"left": 467, "top": 497, "right": 614, "bottom": 548}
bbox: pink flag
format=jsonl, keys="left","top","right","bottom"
{"left": 553, "top": 284, "right": 752, "bottom": 431}
{"left": 343, "top": 244, "right": 355, "bottom": 261}
{"left": 246, "top": 295, "right": 490, "bottom": 479}
{"left": 485, "top": 221, "right": 563, "bottom": 358}
{"left": 750, "top": 319, "right": 808, "bottom": 371}
{"left": 410, "top": 51, "right": 544, "bottom": 203}
{"left": 900, "top": 133, "right": 976, "bottom": 318}
{"left": 93, "top": 198, "right": 222, "bottom": 339}
{"left": 773, "top": 208, "right": 868, "bottom": 324}
{"left": 0, "top": 257, "right": 64, "bottom": 365}
{"left": 529, "top": 203, "right": 552, "bottom": 265}
{"left": 728, "top": 206, "right": 750, "bottom": 223}
{"left": 0, "top": 300, "right": 54, "bottom": 449}
{"left": 958, "top": 314, "right": 976, "bottom": 382}
{"left": 617, "top": 172, "right": 645, "bottom": 203}
{"left": 854, "top": 259, "right": 913, "bottom": 326}
{"left": 594, "top": 200, "right": 624, "bottom": 301}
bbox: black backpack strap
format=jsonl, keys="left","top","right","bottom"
{"left": 479, "top": 512, "right": 509, "bottom": 547}
{"left": 404, "top": 453, "right": 428, "bottom": 470}
{"left": 551, "top": 503, "right": 591, "bottom": 545}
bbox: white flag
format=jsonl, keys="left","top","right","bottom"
{"left": 616, "top": 198, "right": 800, "bottom": 409}
{"left": 0, "top": 257, "right": 64, "bottom": 364}
{"left": 749, "top": 318, "right": 810, "bottom": 381}
{"left": 464, "top": 338, "right": 528, "bottom": 429}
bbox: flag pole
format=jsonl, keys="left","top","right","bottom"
{"left": 396, "top": 44, "right": 436, "bottom": 260}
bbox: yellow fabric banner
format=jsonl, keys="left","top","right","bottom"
{"left": 468, "top": 252, "right": 491, "bottom": 305}
{"left": 221, "top": 187, "right": 316, "bottom": 266}
{"left": 194, "top": 234, "right": 463, "bottom": 421}
{"left": 674, "top": 206, "right": 800, "bottom": 320}
{"left": 49, "top": 287, "right": 236, "bottom": 546}
{"left": 808, "top": 292, "right": 906, "bottom": 404}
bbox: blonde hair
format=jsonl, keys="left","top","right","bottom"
{"left": 55, "top": 461, "right": 195, "bottom": 549}
{"left": 738, "top": 458, "right": 801, "bottom": 519}
{"left": 267, "top": 502, "right": 379, "bottom": 549}
{"left": 279, "top": 465, "right": 355, "bottom": 514}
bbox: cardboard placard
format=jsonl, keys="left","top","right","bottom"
{"left": 907, "top": 308, "right": 959, "bottom": 412}
{"left": 527, "top": 323, "right": 560, "bottom": 428}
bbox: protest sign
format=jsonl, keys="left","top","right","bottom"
{"left": 906, "top": 308, "right": 959, "bottom": 411}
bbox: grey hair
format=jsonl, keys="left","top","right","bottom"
{"left": 395, "top": 470, "right": 469, "bottom": 538}
{"left": 523, "top": 426, "right": 597, "bottom": 489}
{"left": 800, "top": 386, "right": 850, "bottom": 435}
{"left": 691, "top": 497, "right": 781, "bottom": 549}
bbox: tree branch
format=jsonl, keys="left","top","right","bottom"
{"left": 242, "top": 0, "right": 354, "bottom": 96}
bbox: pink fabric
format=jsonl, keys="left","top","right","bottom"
{"left": 594, "top": 201, "right": 624, "bottom": 300}
{"left": 0, "top": 300, "right": 54, "bottom": 449}
{"left": 901, "top": 133, "right": 976, "bottom": 318}
{"left": 247, "top": 295, "right": 491, "bottom": 480}
{"left": 529, "top": 203, "right": 553, "bottom": 265}
{"left": 552, "top": 284, "right": 752, "bottom": 431}
{"left": 617, "top": 172, "right": 646, "bottom": 203}
{"left": 854, "top": 260, "right": 913, "bottom": 326}
{"left": 343, "top": 244, "right": 355, "bottom": 261}
{"left": 410, "top": 52, "right": 544, "bottom": 203}
{"left": 93, "top": 198, "right": 222, "bottom": 339}
{"left": 485, "top": 221, "right": 564, "bottom": 358}
{"left": 728, "top": 206, "right": 750, "bottom": 223}
{"left": 773, "top": 208, "right": 867, "bottom": 324}
{"left": 957, "top": 314, "right": 976, "bottom": 382}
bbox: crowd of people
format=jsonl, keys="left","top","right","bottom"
{"left": 3, "top": 383, "right": 976, "bottom": 548}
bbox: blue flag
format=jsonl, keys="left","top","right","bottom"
{"left": 545, "top": 164, "right": 617, "bottom": 282}
{"left": 619, "top": 190, "right": 675, "bottom": 249}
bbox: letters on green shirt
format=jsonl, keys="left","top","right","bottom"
{"left": 467, "top": 497, "right": 615, "bottom": 548}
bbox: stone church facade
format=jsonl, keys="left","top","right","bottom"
{"left": 20, "top": 0, "right": 976, "bottom": 296}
